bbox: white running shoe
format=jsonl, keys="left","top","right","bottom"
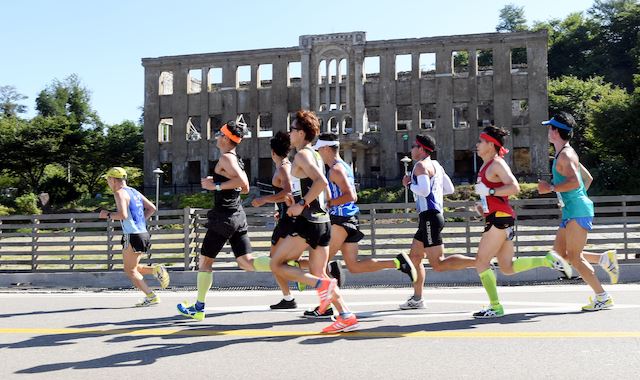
{"left": 399, "top": 297, "right": 425, "bottom": 310}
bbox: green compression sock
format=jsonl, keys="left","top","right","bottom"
{"left": 197, "top": 271, "right": 213, "bottom": 304}
{"left": 512, "top": 257, "right": 547, "bottom": 273}
{"left": 252, "top": 256, "right": 271, "bottom": 272}
{"left": 479, "top": 269, "right": 500, "bottom": 306}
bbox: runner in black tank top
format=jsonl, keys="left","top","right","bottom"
{"left": 177, "top": 119, "right": 273, "bottom": 322}
{"left": 269, "top": 110, "right": 360, "bottom": 333}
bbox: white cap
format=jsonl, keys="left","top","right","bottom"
{"left": 312, "top": 139, "right": 340, "bottom": 150}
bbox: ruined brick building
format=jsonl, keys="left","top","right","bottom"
{"left": 142, "top": 30, "right": 548, "bottom": 191}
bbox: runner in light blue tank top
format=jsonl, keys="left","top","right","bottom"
{"left": 121, "top": 187, "right": 148, "bottom": 234}
{"left": 327, "top": 158, "right": 359, "bottom": 217}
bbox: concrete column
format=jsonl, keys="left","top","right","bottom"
{"left": 527, "top": 37, "right": 550, "bottom": 176}
{"left": 435, "top": 48, "right": 454, "bottom": 174}
{"left": 143, "top": 66, "right": 160, "bottom": 189}
{"left": 492, "top": 44, "right": 513, "bottom": 167}
{"left": 300, "top": 50, "right": 311, "bottom": 109}
{"left": 356, "top": 147, "right": 366, "bottom": 176}
{"left": 379, "top": 51, "right": 398, "bottom": 179}
{"left": 343, "top": 145, "right": 353, "bottom": 166}
{"left": 353, "top": 47, "right": 365, "bottom": 134}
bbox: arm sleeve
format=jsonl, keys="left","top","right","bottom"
{"left": 442, "top": 173, "right": 455, "bottom": 195}
{"left": 410, "top": 174, "right": 431, "bottom": 197}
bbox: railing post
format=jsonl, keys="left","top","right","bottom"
{"left": 465, "top": 210, "right": 471, "bottom": 256}
{"left": 183, "top": 208, "right": 193, "bottom": 271}
{"left": 106, "top": 217, "right": 114, "bottom": 271}
{"left": 69, "top": 217, "right": 76, "bottom": 271}
{"left": 31, "top": 215, "right": 39, "bottom": 271}
{"left": 370, "top": 208, "right": 377, "bottom": 257}
{"left": 622, "top": 197, "right": 628, "bottom": 259}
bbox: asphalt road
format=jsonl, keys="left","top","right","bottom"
{"left": 1, "top": 284, "right": 639, "bottom": 379}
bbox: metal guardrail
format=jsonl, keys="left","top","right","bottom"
{"left": 0, "top": 196, "right": 638, "bottom": 272}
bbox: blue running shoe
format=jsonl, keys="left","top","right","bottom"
{"left": 177, "top": 301, "right": 205, "bottom": 321}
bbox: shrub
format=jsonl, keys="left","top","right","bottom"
{"left": 15, "top": 193, "right": 42, "bottom": 215}
{"left": 0, "top": 205, "right": 15, "bottom": 216}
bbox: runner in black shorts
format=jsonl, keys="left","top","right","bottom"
{"left": 400, "top": 134, "right": 475, "bottom": 309}
{"left": 251, "top": 131, "right": 300, "bottom": 309}
{"left": 269, "top": 110, "right": 359, "bottom": 333}
{"left": 299, "top": 133, "right": 417, "bottom": 318}
{"left": 177, "top": 117, "right": 273, "bottom": 322}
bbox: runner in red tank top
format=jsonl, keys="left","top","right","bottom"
{"left": 472, "top": 126, "right": 571, "bottom": 319}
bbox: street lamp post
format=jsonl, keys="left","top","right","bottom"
{"left": 400, "top": 156, "right": 412, "bottom": 206}
{"left": 153, "top": 168, "right": 164, "bottom": 229}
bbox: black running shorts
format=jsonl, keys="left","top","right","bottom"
{"left": 330, "top": 214, "right": 364, "bottom": 243}
{"left": 483, "top": 212, "right": 515, "bottom": 241}
{"left": 414, "top": 210, "right": 444, "bottom": 247}
{"left": 201, "top": 210, "right": 252, "bottom": 258}
{"left": 271, "top": 215, "right": 295, "bottom": 245}
{"left": 121, "top": 232, "right": 151, "bottom": 253}
{"left": 288, "top": 217, "right": 331, "bottom": 249}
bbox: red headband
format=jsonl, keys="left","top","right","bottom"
{"left": 480, "top": 132, "right": 509, "bottom": 157}
{"left": 415, "top": 139, "right": 434, "bottom": 152}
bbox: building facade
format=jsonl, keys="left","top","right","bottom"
{"left": 142, "top": 30, "right": 549, "bottom": 190}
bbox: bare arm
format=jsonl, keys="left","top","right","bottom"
{"left": 552, "top": 152, "right": 581, "bottom": 193}
{"left": 110, "top": 190, "right": 129, "bottom": 220}
{"left": 140, "top": 193, "right": 157, "bottom": 219}
{"left": 252, "top": 166, "right": 293, "bottom": 207}
{"left": 287, "top": 149, "right": 328, "bottom": 217}
{"left": 202, "top": 153, "right": 250, "bottom": 194}
{"left": 580, "top": 163, "right": 593, "bottom": 191}
{"left": 492, "top": 159, "right": 520, "bottom": 197}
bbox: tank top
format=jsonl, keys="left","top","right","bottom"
{"left": 291, "top": 146, "right": 330, "bottom": 223}
{"left": 411, "top": 157, "right": 445, "bottom": 213}
{"left": 327, "top": 158, "right": 359, "bottom": 217}
{"left": 212, "top": 153, "right": 243, "bottom": 213}
{"left": 121, "top": 187, "right": 147, "bottom": 234}
{"left": 477, "top": 158, "right": 515, "bottom": 217}
{"left": 552, "top": 147, "right": 594, "bottom": 219}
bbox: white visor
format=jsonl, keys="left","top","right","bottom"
{"left": 313, "top": 139, "right": 340, "bottom": 150}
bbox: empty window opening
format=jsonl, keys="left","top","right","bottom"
{"left": 395, "top": 54, "right": 412, "bottom": 81}
{"left": 208, "top": 115, "right": 223, "bottom": 140}
{"left": 258, "top": 113, "right": 273, "bottom": 138}
{"left": 328, "top": 117, "right": 338, "bottom": 134}
{"left": 238, "top": 113, "right": 251, "bottom": 138}
{"left": 319, "top": 104, "right": 327, "bottom": 112}
{"left": 288, "top": 61, "right": 301, "bottom": 86}
{"left": 343, "top": 116, "right": 353, "bottom": 134}
{"left": 186, "top": 116, "right": 202, "bottom": 141}
{"left": 318, "top": 60, "right": 327, "bottom": 84}
{"left": 477, "top": 102, "right": 494, "bottom": 127}
{"left": 328, "top": 59, "right": 337, "bottom": 84}
{"left": 158, "top": 118, "right": 173, "bottom": 142}
{"left": 396, "top": 106, "right": 412, "bottom": 131}
{"left": 477, "top": 49, "right": 493, "bottom": 75}
{"left": 366, "top": 107, "right": 380, "bottom": 132}
{"left": 454, "top": 150, "right": 475, "bottom": 181}
{"left": 420, "top": 104, "right": 437, "bottom": 130}
{"left": 452, "top": 51, "right": 469, "bottom": 76}
{"left": 236, "top": 65, "right": 251, "bottom": 89}
{"left": 513, "top": 147, "right": 531, "bottom": 174}
{"left": 419, "top": 53, "right": 436, "bottom": 78}
{"left": 258, "top": 64, "right": 272, "bottom": 88}
{"left": 339, "top": 103, "right": 347, "bottom": 110}
{"left": 511, "top": 47, "right": 527, "bottom": 72}
{"left": 159, "top": 71, "right": 173, "bottom": 95}
{"left": 188, "top": 161, "right": 201, "bottom": 184}
{"left": 330, "top": 103, "right": 338, "bottom": 111}
{"left": 364, "top": 56, "right": 380, "bottom": 83}
{"left": 208, "top": 67, "right": 223, "bottom": 91}
{"left": 338, "top": 59, "right": 347, "bottom": 83}
{"left": 187, "top": 69, "right": 202, "bottom": 94}
{"left": 452, "top": 104, "right": 470, "bottom": 129}
{"left": 511, "top": 99, "right": 529, "bottom": 126}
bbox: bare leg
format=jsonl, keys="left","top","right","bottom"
{"left": 563, "top": 221, "right": 605, "bottom": 294}
{"left": 122, "top": 246, "right": 152, "bottom": 295}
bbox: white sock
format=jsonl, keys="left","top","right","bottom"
{"left": 283, "top": 295, "right": 294, "bottom": 301}
{"left": 596, "top": 292, "right": 609, "bottom": 300}
{"left": 598, "top": 253, "right": 609, "bottom": 266}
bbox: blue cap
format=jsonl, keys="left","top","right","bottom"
{"left": 541, "top": 117, "right": 572, "bottom": 131}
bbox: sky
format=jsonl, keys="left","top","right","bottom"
{"left": 1, "top": 0, "right": 597, "bottom": 125}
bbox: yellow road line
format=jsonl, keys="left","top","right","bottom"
{"left": 0, "top": 328, "right": 639, "bottom": 339}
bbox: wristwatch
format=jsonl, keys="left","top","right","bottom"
{"left": 297, "top": 198, "right": 308, "bottom": 207}
{"left": 488, "top": 188, "right": 496, "bottom": 196}
{"left": 550, "top": 185, "right": 556, "bottom": 192}
{"left": 215, "top": 183, "right": 222, "bottom": 191}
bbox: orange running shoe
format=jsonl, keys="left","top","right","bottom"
{"left": 322, "top": 314, "right": 360, "bottom": 333}
{"left": 316, "top": 278, "right": 337, "bottom": 314}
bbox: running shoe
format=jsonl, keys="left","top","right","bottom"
{"left": 396, "top": 253, "right": 418, "bottom": 283}
{"left": 581, "top": 296, "right": 614, "bottom": 311}
{"left": 328, "top": 260, "right": 345, "bottom": 287}
{"left": 135, "top": 294, "right": 159, "bottom": 307}
{"left": 303, "top": 306, "right": 335, "bottom": 318}
{"left": 287, "top": 260, "right": 306, "bottom": 291}
{"left": 316, "top": 278, "right": 337, "bottom": 314}
{"left": 399, "top": 297, "right": 425, "bottom": 310}
{"left": 321, "top": 314, "right": 360, "bottom": 333}
{"left": 153, "top": 265, "right": 170, "bottom": 289}
{"left": 545, "top": 251, "right": 573, "bottom": 279}
{"left": 177, "top": 301, "right": 205, "bottom": 321}
{"left": 472, "top": 304, "right": 504, "bottom": 318}
{"left": 269, "top": 298, "right": 297, "bottom": 310}
{"left": 601, "top": 250, "right": 619, "bottom": 284}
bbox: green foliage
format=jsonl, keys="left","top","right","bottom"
{"left": 0, "top": 85, "right": 28, "bottom": 117}
{"left": 497, "top": 4, "right": 528, "bottom": 32}
{"left": 40, "top": 175, "right": 81, "bottom": 206}
{"left": 35, "top": 74, "right": 100, "bottom": 127}
{"left": 178, "top": 193, "right": 213, "bottom": 209}
{"left": 15, "top": 193, "right": 41, "bottom": 215}
{"left": 357, "top": 187, "right": 404, "bottom": 204}
{"left": 0, "top": 205, "right": 15, "bottom": 216}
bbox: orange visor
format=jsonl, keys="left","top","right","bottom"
{"left": 220, "top": 124, "right": 242, "bottom": 143}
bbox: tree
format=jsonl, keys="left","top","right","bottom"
{"left": 35, "top": 74, "right": 101, "bottom": 128}
{"left": 0, "top": 85, "right": 28, "bottom": 117}
{"left": 497, "top": 4, "right": 528, "bottom": 32}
